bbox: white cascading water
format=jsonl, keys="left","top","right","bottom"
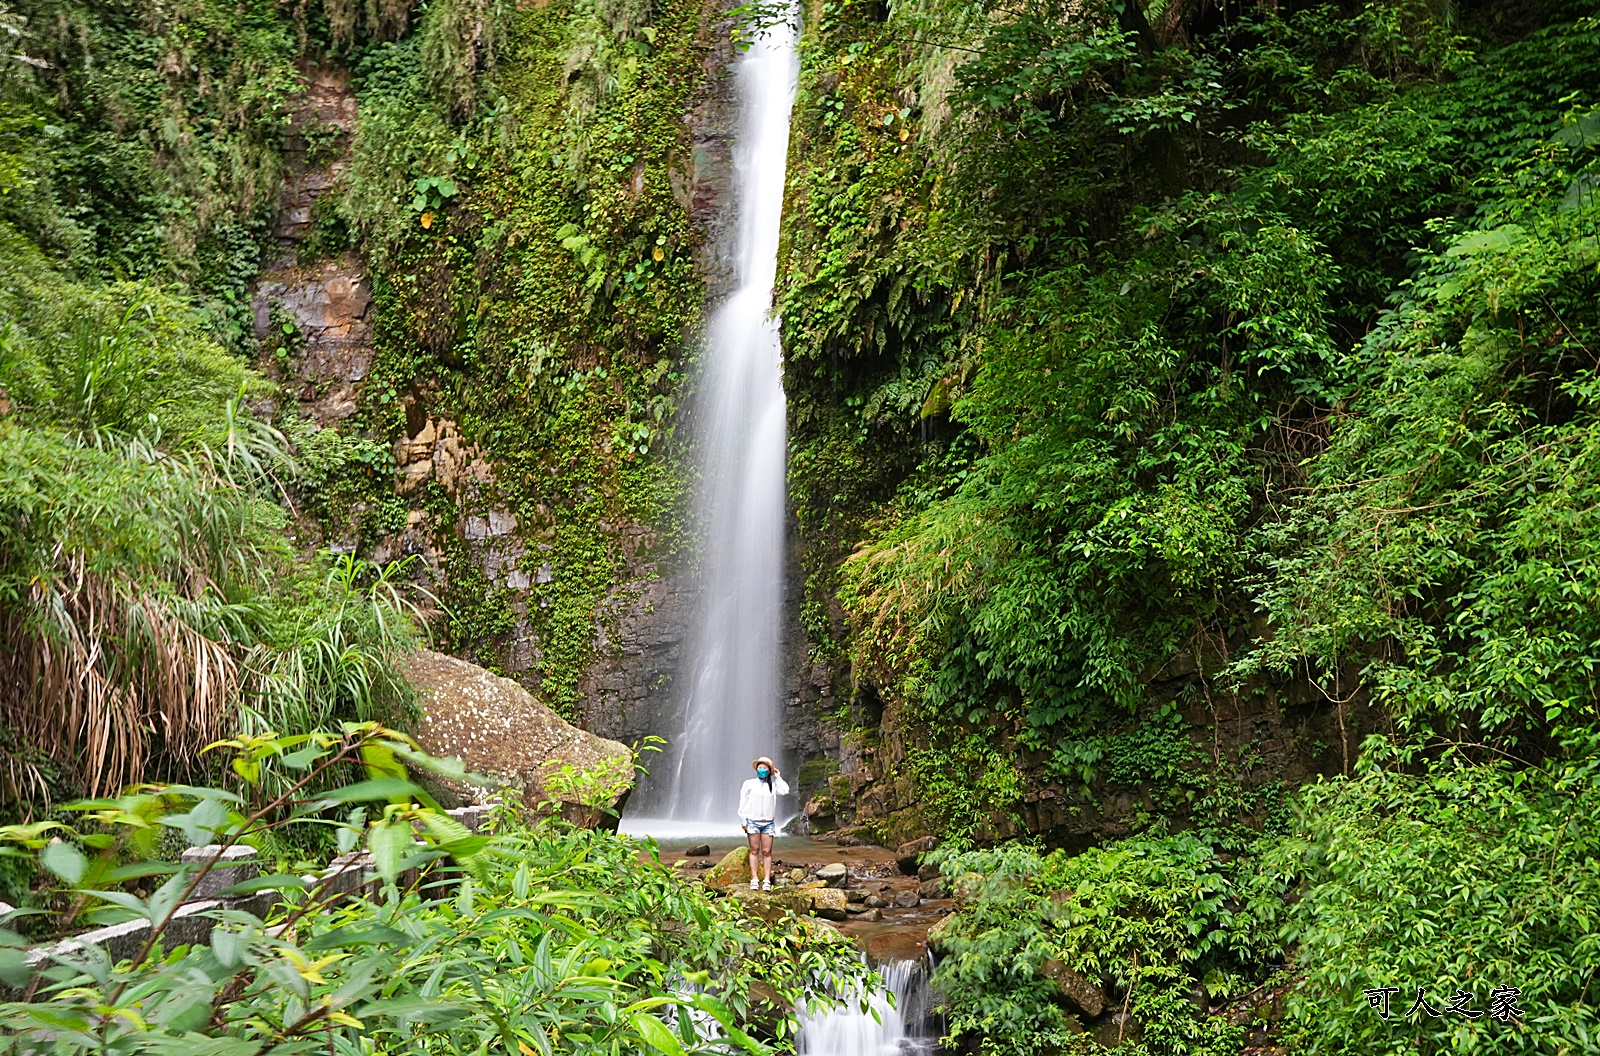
{"left": 623, "top": 11, "right": 800, "bottom": 836}
{"left": 797, "top": 959, "right": 937, "bottom": 1056}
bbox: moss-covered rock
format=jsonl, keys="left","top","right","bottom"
{"left": 703, "top": 847, "right": 751, "bottom": 891}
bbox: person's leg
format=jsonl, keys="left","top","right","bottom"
{"left": 760, "top": 831, "right": 775, "bottom": 884}
{"left": 745, "top": 826, "right": 761, "bottom": 887}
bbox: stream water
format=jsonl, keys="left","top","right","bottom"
{"left": 626, "top": 8, "right": 800, "bottom": 832}
{"left": 797, "top": 959, "right": 938, "bottom": 1056}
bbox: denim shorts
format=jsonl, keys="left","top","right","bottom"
{"left": 743, "top": 818, "right": 776, "bottom": 835}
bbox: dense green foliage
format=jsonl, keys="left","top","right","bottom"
{"left": 782, "top": 0, "right": 1600, "bottom": 821}
{"left": 933, "top": 747, "right": 1600, "bottom": 1054}
{"left": 776, "top": 0, "right": 1600, "bottom": 1050}
{"left": 0, "top": 0, "right": 722, "bottom": 721}
{"left": 0, "top": 728, "right": 868, "bottom": 1055}
{"left": 328, "top": 0, "right": 716, "bottom": 708}
{"left": 931, "top": 836, "right": 1278, "bottom": 1056}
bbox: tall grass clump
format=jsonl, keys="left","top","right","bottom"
{"left": 0, "top": 269, "right": 420, "bottom": 812}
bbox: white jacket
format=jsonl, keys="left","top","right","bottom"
{"left": 738, "top": 774, "right": 789, "bottom": 822}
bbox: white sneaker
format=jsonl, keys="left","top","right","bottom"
{"left": 761, "top": 880, "right": 771, "bottom": 891}
{"left": 749, "top": 879, "right": 759, "bottom": 890}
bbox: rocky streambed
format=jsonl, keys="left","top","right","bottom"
{"left": 655, "top": 834, "right": 952, "bottom": 967}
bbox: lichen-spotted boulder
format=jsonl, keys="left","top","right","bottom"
{"left": 402, "top": 650, "right": 633, "bottom": 828}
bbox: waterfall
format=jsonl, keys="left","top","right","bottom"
{"left": 623, "top": 9, "right": 800, "bottom": 835}
{"left": 797, "top": 959, "right": 938, "bottom": 1056}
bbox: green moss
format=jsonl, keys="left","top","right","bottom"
{"left": 309, "top": 0, "right": 718, "bottom": 716}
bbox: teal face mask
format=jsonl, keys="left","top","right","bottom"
{"left": 757, "top": 767, "right": 770, "bottom": 778}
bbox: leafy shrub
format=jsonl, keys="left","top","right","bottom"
{"left": 0, "top": 727, "right": 870, "bottom": 1055}
{"left": 1270, "top": 747, "right": 1600, "bottom": 1055}
{"left": 0, "top": 271, "right": 419, "bottom": 811}
{"left": 931, "top": 836, "right": 1281, "bottom": 1056}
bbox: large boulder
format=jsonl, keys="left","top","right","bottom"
{"left": 403, "top": 650, "right": 633, "bottom": 827}
{"left": 816, "top": 863, "right": 848, "bottom": 888}
{"left": 895, "top": 836, "right": 938, "bottom": 875}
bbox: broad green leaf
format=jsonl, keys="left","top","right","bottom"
{"left": 368, "top": 820, "right": 412, "bottom": 883}
{"left": 40, "top": 841, "right": 86, "bottom": 884}
{"left": 630, "top": 1013, "right": 686, "bottom": 1056}
{"left": 0, "top": 946, "right": 33, "bottom": 987}
{"left": 318, "top": 778, "right": 421, "bottom": 804}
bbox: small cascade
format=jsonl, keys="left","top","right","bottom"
{"left": 797, "top": 959, "right": 938, "bottom": 1056}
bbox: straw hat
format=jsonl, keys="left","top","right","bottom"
{"left": 751, "top": 756, "right": 775, "bottom": 770}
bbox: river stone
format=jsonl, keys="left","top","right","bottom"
{"left": 918, "top": 877, "right": 947, "bottom": 899}
{"left": 916, "top": 862, "right": 940, "bottom": 882}
{"left": 685, "top": 843, "right": 711, "bottom": 858}
{"left": 846, "top": 889, "right": 867, "bottom": 904}
{"left": 817, "top": 863, "right": 848, "bottom": 888}
{"left": 404, "top": 650, "right": 633, "bottom": 827}
{"left": 787, "top": 867, "right": 806, "bottom": 883}
{"left": 892, "top": 889, "right": 921, "bottom": 908}
{"left": 1041, "top": 959, "right": 1106, "bottom": 1018}
{"left": 808, "top": 888, "right": 849, "bottom": 920}
{"left": 732, "top": 886, "right": 810, "bottom": 921}
{"left": 859, "top": 908, "right": 883, "bottom": 922}
{"left": 866, "top": 895, "right": 888, "bottom": 908}
{"left": 704, "top": 847, "right": 752, "bottom": 891}
{"left": 925, "top": 914, "right": 955, "bottom": 949}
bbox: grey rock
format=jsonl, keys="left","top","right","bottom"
{"left": 918, "top": 877, "right": 947, "bottom": 899}
{"left": 816, "top": 862, "right": 848, "bottom": 888}
{"left": 916, "top": 861, "right": 941, "bottom": 882}
{"left": 859, "top": 908, "right": 883, "bottom": 922}
{"left": 892, "top": 889, "right": 921, "bottom": 908}
{"left": 866, "top": 895, "right": 889, "bottom": 909}
{"left": 845, "top": 889, "right": 867, "bottom": 904}
{"left": 685, "top": 843, "right": 711, "bottom": 858}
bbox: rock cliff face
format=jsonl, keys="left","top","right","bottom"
{"left": 242, "top": 21, "right": 832, "bottom": 774}
{"left": 251, "top": 63, "right": 371, "bottom": 427}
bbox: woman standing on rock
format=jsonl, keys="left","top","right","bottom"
{"left": 739, "top": 756, "right": 788, "bottom": 890}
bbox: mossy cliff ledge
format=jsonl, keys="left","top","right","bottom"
{"left": 241, "top": 0, "right": 759, "bottom": 745}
